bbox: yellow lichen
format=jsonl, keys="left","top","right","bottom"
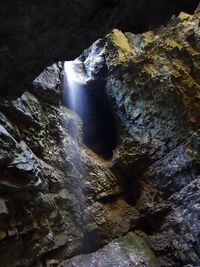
{"left": 108, "top": 29, "right": 133, "bottom": 63}
{"left": 178, "top": 12, "right": 192, "bottom": 21}
{"left": 166, "top": 38, "right": 182, "bottom": 50}
{"left": 143, "top": 31, "right": 154, "bottom": 44}
{"left": 143, "top": 64, "right": 158, "bottom": 77}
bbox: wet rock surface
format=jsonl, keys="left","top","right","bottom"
{"left": 0, "top": 4, "right": 200, "bottom": 267}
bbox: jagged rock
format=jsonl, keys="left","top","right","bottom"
{"left": 0, "top": 124, "right": 18, "bottom": 167}
{"left": 0, "top": 112, "right": 20, "bottom": 141}
{"left": 158, "top": 178, "right": 200, "bottom": 265}
{"left": 0, "top": 87, "right": 136, "bottom": 266}
{"left": 31, "top": 62, "right": 63, "bottom": 105}
{"left": 0, "top": 91, "right": 43, "bottom": 129}
{"left": 74, "top": 6, "right": 200, "bottom": 266}
{"left": 81, "top": 39, "right": 107, "bottom": 80}
{"left": 0, "top": 198, "right": 8, "bottom": 217}
{"left": 1, "top": 140, "right": 42, "bottom": 193}
{"left": 60, "top": 232, "right": 157, "bottom": 267}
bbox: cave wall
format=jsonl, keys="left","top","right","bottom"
{"left": 0, "top": 5, "right": 200, "bottom": 267}
{"left": 1, "top": 0, "right": 199, "bottom": 98}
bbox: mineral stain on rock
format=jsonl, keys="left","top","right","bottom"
{"left": 0, "top": 2, "right": 200, "bottom": 267}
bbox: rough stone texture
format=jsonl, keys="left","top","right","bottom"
{"left": 63, "top": 6, "right": 200, "bottom": 267}
{"left": 0, "top": 0, "right": 199, "bottom": 98}
{"left": 31, "top": 62, "right": 63, "bottom": 105}
{"left": 0, "top": 4, "right": 200, "bottom": 267}
{"left": 0, "top": 76, "right": 137, "bottom": 266}
{"left": 60, "top": 232, "right": 157, "bottom": 267}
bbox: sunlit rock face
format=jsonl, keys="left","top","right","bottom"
{"left": 0, "top": 4, "right": 200, "bottom": 267}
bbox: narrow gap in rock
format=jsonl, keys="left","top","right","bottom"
{"left": 121, "top": 177, "right": 142, "bottom": 205}
{"left": 111, "top": 156, "right": 151, "bottom": 206}
{"left": 63, "top": 61, "right": 117, "bottom": 160}
{"left": 81, "top": 232, "right": 104, "bottom": 254}
{"left": 82, "top": 80, "right": 117, "bottom": 160}
{"left": 137, "top": 208, "right": 170, "bottom": 235}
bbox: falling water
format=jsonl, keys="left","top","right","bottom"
{"left": 62, "top": 59, "right": 88, "bottom": 179}
{"left": 63, "top": 60, "right": 88, "bottom": 118}
{"left": 62, "top": 58, "right": 117, "bottom": 251}
{"left": 63, "top": 59, "right": 92, "bottom": 154}
{"left": 63, "top": 59, "right": 117, "bottom": 160}
{"left": 61, "top": 60, "right": 91, "bottom": 254}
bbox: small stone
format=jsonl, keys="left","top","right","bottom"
{"left": 46, "top": 259, "right": 59, "bottom": 267}
{"left": 7, "top": 228, "right": 18, "bottom": 237}
{"left": 0, "top": 198, "right": 8, "bottom": 216}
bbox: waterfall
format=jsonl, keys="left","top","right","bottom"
{"left": 63, "top": 60, "right": 88, "bottom": 118}
{"left": 63, "top": 59, "right": 117, "bottom": 160}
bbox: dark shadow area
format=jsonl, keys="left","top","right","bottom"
{"left": 1, "top": 0, "right": 199, "bottom": 99}
{"left": 97, "top": 0, "right": 200, "bottom": 33}
{"left": 81, "top": 231, "right": 104, "bottom": 254}
{"left": 136, "top": 206, "right": 171, "bottom": 235}
{"left": 63, "top": 78, "right": 117, "bottom": 160}
{"left": 121, "top": 177, "right": 142, "bottom": 206}
{"left": 111, "top": 156, "right": 151, "bottom": 205}
{"left": 82, "top": 80, "right": 117, "bottom": 160}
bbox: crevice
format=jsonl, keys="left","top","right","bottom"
{"left": 119, "top": 176, "right": 143, "bottom": 206}
{"left": 82, "top": 80, "right": 118, "bottom": 160}
{"left": 148, "top": 128, "right": 200, "bottom": 171}
{"left": 63, "top": 66, "right": 118, "bottom": 160}
{"left": 81, "top": 232, "right": 104, "bottom": 254}
{"left": 136, "top": 205, "right": 171, "bottom": 235}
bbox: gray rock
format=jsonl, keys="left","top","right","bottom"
{"left": 31, "top": 62, "right": 62, "bottom": 105}
{"left": 0, "top": 198, "right": 8, "bottom": 217}
{"left": 60, "top": 232, "right": 157, "bottom": 267}
{"left": 0, "top": 124, "right": 18, "bottom": 167}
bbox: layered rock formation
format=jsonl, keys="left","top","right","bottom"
{"left": 0, "top": 4, "right": 200, "bottom": 267}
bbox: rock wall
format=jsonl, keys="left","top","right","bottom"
{"left": 0, "top": 4, "right": 200, "bottom": 267}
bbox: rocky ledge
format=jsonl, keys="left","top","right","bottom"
{"left": 0, "top": 4, "right": 200, "bottom": 267}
